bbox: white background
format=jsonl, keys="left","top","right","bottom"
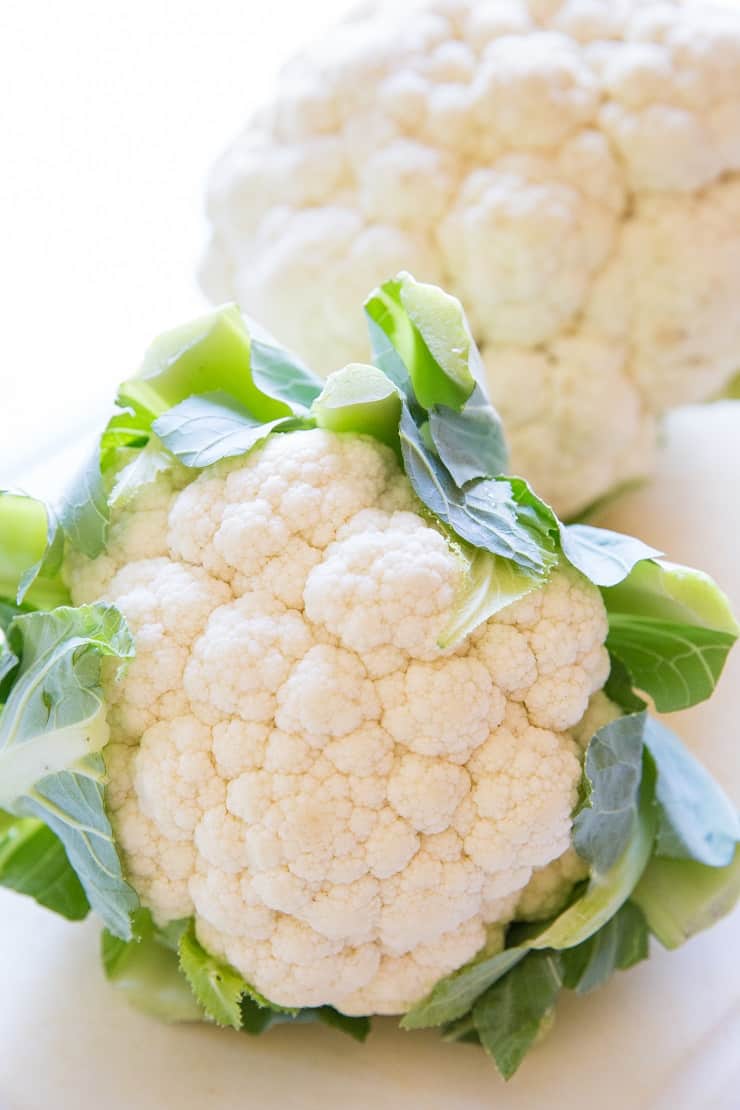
{"left": 0, "top": 0, "right": 355, "bottom": 488}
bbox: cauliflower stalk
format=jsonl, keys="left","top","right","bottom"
{"left": 0, "top": 278, "right": 738, "bottom": 1078}
{"left": 201, "top": 0, "right": 740, "bottom": 518}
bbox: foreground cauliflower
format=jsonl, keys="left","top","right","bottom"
{"left": 68, "top": 429, "right": 608, "bottom": 1014}
{"left": 3, "top": 290, "right": 738, "bottom": 1077}
{"left": 202, "top": 0, "right": 740, "bottom": 516}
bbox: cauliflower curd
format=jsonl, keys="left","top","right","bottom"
{"left": 202, "top": 0, "right": 740, "bottom": 516}
{"left": 67, "top": 428, "right": 608, "bottom": 1015}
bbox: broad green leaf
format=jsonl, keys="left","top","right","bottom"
{"left": 239, "top": 997, "right": 369, "bottom": 1040}
{"left": 560, "top": 902, "right": 648, "bottom": 994}
{"left": 56, "top": 404, "right": 163, "bottom": 560}
{"left": 399, "top": 407, "right": 555, "bottom": 574}
{"left": 244, "top": 315, "right": 323, "bottom": 411}
{"left": 440, "top": 1013, "right": 480, "bottom": 1044}
{"left": 239, "top": 994, "right": 281, "bottom": 1034}
{"left": 365, "top": 274, "right": 475, "bottom": 411}
{"left": 153, "top": 392, "right": 301, "bottom": 469}
{"left": 560, "top": 524, "right": 661, "bottom": 589}
{"left": 0, "top": 606, "right": 131, "bottom": 803}
{"left": 118, "top": 304, "right": 293, "bottom": 426}
{"left": 603, "top": 560, "right": 738, "bottom": 711}
{"left": 401, "top": 946, "right": 527, "bottom": 1030}
{"left": 365, "top": 315, "right": 414, "bottom": 399}
{"left": 314, "top": 1008, "right": 371, "bottom": 1042}
{"left": 178, "top": 920, "right": 249, "bottom": 1028}
{"left": 606, "top": 617, "right": 737, "bottom": 712}
{"left": 438, "top": 548, "right": 541, "bottom": 649}
{"left": 0, "top": 602, "right": 22, "bottom": 635}
{"left": 573, "top": 714, "right": 646, "bottom": 872}
{"left": 0, "top": 624, "right": 18, "bottom": 691}
{"left": 642, "top": 718, "right": 740, "bottom": 867}
{"left": 20, "top": 758, "right": 137, "bottom": 938}
{"left": 108, "top": 439, "right": 179, "bottom": 508}
{"left": 428, "top": 384, "right": 508, "bottom": 486}
{"left": 312, "top": 364, "right": 401, "bottom": 449}
{"left": 632, "top": 848, "right": 740, "bottom": 949}
{"left": 0, "top": 605, "right": 137, "bottom": 936}
{"left": 57, "top": 445, "right": 111, "bottom": 558}
{"left": 0, "top": 492, "right": 68, "bottom": 608}
{"left": 0, "top": 812, "right": 89, "bottom": 920}
{"left": 532, "top": 758, "right": 657, "bottom": 950}
{"left": 102, "top": 909, "right": 203, "bottom": 1023}
{"left": 100, "top": 405, "right": 151, "bottom": 452}
{"left": 604, "top": 653, "right": 647, "bottom": 715}
{"left": 473, "top": 951, "right": 563, "bottom": 1080}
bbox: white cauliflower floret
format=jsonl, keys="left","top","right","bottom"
{"left": 201, "top": 0, "right": 740, "bottom": 517}
{"left": 304, "top": 509, "right": 462, "bottom": 658}
{"left": 516, "top": 845, "right": 590, "bottom": 922}
{"left": 67, "top": 428, "right": 610, "bottom": 1014}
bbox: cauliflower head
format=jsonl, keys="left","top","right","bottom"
{"left": 66, "top": 428, "right": 610, "bottom": 1015}
{"left": 201, "top": 0, "right": 740, "bottom": 517}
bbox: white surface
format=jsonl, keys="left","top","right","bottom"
{"left": 0, "top": 0, "right": 355, "bottom": 487}
{"left": 0, "top": 894, "right": 738, "bottom": 1110}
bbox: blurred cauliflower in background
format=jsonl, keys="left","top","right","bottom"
{"left": 201, "top": 0, "right": 740, "bottom": 518}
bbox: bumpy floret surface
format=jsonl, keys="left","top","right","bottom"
{"left": 67, "top": 430, "right": 610, "bottom": 1013}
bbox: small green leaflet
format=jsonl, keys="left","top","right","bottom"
{"left": 560, "top": 524, "right": 662, "bottom": 589}
{"left": 603, "top": 560, "right": 738, "bottom": 712}
{"left": 57, "top": 445, "right": 111, "bottom": 559}
{"left": 0, "top": 605, "right": 137, "bottom": 937}
{"left": 428, "top": 385, "right": 508, "bottom": 485}
{"left": 108, "top": 440, "right": 177, "bottom": 508}
{"left": 401, "top": 945, "right": 527, "bottom": 1030}
{"left": 573, "top": 714, "right": 646, "bottom": 872}
{"left": 239, "top": 996, "right": 371, "bottom": 1042}
{"left": 0, "top": 492, "right": 68, "bottom": 608}
{"left": 0, "top": 811, "right": 89, "bottom": 920}
{"left": 153, "top": 392, "right": 302, "bottom": 469}
{"left": 632, "top": 849, "right": 740, "bottom": 949}
{"left": 178, "top": 920, "right": 249, "bottom": 1028}
{"left": 473, "top": 951, "right": 562, "bottom": 1080}
{"left": 399, "top": 407, "right": 555, "bottom": 574}
{"left": 438, "top": 548, "right": 540, "bottom": 650}
{"left": 559, "top": 902, "right": 649, "bottom": 994}
{"left": 365, "top": 315, "right": 415, "bottom": 399}
{"left": 102, "top": 910, "right": 203, "bottom": 1023}
{"left": 0, "top": 603, "right": 22, "bottom": 698}
{"left": 243, "top": 315, "right": 324, "bottom": 411}
{"left": 310, "top": 1007, "right": 370, "bottom": 1042}
{"left": 0, "top": 629, "right": 17, "bottom": 690}
{"left": 177, "top": 921, "right": 367, "bottom": 1040}
{"left": 604, "top": 653, "right": 647, "bottom": 715}
{"left": 19, "top": 759, "right": 138, "bottom": 938}
{"left": 312, "top": 364, "right": 402, "bottom": 450}
{"left": 364, "top": 273, "right": 476, "bottom": 412}
{"left": 642, "top": 718, "right": 740, "bottom": 867}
